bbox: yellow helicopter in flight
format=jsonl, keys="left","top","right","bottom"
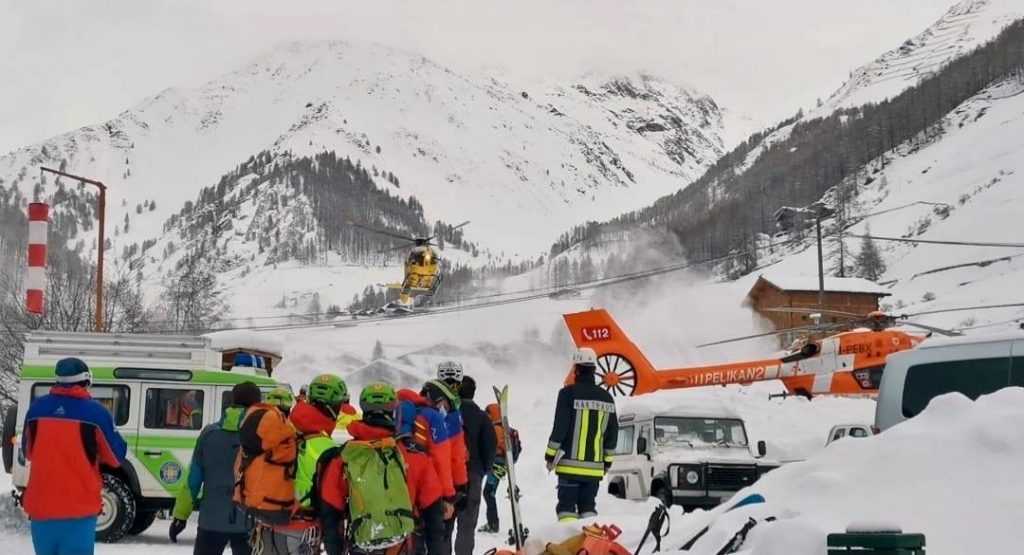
{"left": 348, "top": 220, "right": 469, "bottom": 311}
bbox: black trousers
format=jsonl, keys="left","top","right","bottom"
{"left": 555, "top": 477, "right": 600, "bottom": 521}
{"left": 194, "top": 527, "right": 252, "bottom": 555}
{"left": 482, "top": 475, "right": 500, "bottom": 529}
{"left": 454, "top": 471, "right": 484, "bottom": 555}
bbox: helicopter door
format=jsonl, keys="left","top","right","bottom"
{"left": 812, "top": 337, "right": 841, "bottom": 394}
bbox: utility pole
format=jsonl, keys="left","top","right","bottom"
{"left": 40, "top": 167, "right": 107, "bottom": 332}
{"left": 815, "top": 213, "right": 825, "bottom": 309}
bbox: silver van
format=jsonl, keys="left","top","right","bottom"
{"left": 875, "top": 331, "right": 1024, "bottom": 431}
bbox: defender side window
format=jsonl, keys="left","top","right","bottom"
{"left": 902, "top": 357, "right": 1010, "bottom": 418}
{"left": 613, "top": 425, "right": 635, "bottom": 456}
{"left": 145, "top": 389, "right": 205, "bottom": 430}
{"left": 31, "top": 383, "right": 131, "bottom": 426}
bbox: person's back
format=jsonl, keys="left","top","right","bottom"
{"left": 22, "top": 358, "right": 127, "bottom": 555}
{"left": 170, "top": 382, "right": 262, "bottom": 554}
{"left": 319, "top": 383, "right": 445, "bottom": 555}
{"left": 245, "top": 374, "right": 347, "bottom": 555}
{"left": 545, "top": 349, "right": 618, "bottom": 522}
{"left": 452, "top": 376, "right": 496, "bottom": 555}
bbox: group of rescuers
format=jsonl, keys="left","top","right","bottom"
{"left": 19, "top": 347, "right": 617, "bottom": 555}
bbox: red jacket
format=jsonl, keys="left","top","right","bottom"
{"left": 22, "top": 386, "right": 127, "bottom": 520}
{"left": 397, "top": 390, "right": 455, "bottom": 500}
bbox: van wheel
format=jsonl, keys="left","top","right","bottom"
{"left": 2, "top": 405, "right": 16, "bottom": 474}
{"left": 127, "top": 510, "right": 157, "bottom": 536}
{"left": 96, "top": 473, "right": 137, "bottom": 543}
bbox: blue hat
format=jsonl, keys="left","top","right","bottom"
{"left": 55, "top": 357, "right": 91, "bottom": 385}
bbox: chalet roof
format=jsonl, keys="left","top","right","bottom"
{"left": 750, "top": 274, "right": 891, "bottom": 297}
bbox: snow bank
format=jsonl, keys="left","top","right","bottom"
{"left": 679, "top": 387, "right": 1024, "bottom": 555}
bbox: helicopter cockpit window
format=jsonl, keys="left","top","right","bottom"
{"left": 408, "top": 250, "right": 432, "bottom": 266}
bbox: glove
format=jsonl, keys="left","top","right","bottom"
{"left": 443, "top": 500, "right": 455, "bottom": 520}
{"left": 492, "top": 463, "right": 508, "bottom": 479}
{"left": 169, "top": 518, "right": 187, "bottom": 543}
{"left": 454, "top": 486, "right": 469, "bottom": 512}
{"left": 604, "top": 461, "right": 613, "bottom": 473}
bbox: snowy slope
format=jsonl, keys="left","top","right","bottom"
{"left": 820, "top": 0, "right": 1024, "bottom": 113}
{"left": 744, "top": 77, "right": 1024, "bottom": 333}
{"left": 0, "top": 41, "right": 732, "bottom": 258}
{"left": 737, "top": 0, "right": 1023, "bottom": 175}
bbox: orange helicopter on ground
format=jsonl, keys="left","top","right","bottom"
{"left": 561, "top": 306, "right": 991, "bottom": 398}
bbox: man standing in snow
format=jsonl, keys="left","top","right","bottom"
{"left": 453, "top": 376, "right": 496, "bottom": 555}
{"left": 170, "top": 381, "right": 262, "bottom": 554}
{"left": 21, "top": 357, "right": 128, "bottom": 555}
{"left": 545, "top": 348, "right": 618, "bottom": 522}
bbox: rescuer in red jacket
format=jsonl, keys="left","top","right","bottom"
{"left": 22, "top": 358, "right": 128, "bottom": 555}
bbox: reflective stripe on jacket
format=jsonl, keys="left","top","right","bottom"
{"left": 545, "top": 380, "right": 618, "bottom": 481}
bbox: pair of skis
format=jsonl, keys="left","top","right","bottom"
{"left": 494, "top": 385, "right": 528, "bottom": 552}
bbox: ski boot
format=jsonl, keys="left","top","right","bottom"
{"left": 479, "top": 523, "right": 500, "bottom": 534}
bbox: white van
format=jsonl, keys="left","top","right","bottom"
{"left": 875, "top": 331, "right": 1024, "bottom": 431}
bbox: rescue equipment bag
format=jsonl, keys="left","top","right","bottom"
{"left": 233, "top": 404, "right": 298, "bottom": 525}
{"left": 342, "top": 437, "right": 415, "bottom": 550}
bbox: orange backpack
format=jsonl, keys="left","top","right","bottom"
{"left": 233, "top": 404, "right": 298, "bottom": 525}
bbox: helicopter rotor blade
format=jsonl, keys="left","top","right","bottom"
{"left": 760, "top": 307, "right": 867, "bottom": 320}
{"left": 894, "top": 320, "right": 963, "bottom": 337}
{"left": 422, "top": 221, "right": 470, "bottom": 244}
{"left": 905, "top": 302, "right": 1024, "bottom": 318}
{"left": 347, "top": 221, "right": 417, "bottom": 243}
{"left": 696, "top": 322, "right": 850, "bottom": 348}
{"left": 376, "top": 244, "right": 412, "bottom": 254}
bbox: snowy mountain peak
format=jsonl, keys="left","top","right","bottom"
{"left": 819, "top": 0, "right": 1023, "bottom": 113}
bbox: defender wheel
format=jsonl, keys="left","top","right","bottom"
{"left": 127, "top": 510, "right": 157, "bottom": 536}
{"left": 96, "top": 473, "right": 137, "bottom": 543}
{"left": 2, "top": 405, "right": 16, "bottom": 473}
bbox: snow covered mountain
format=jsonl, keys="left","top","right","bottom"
{"left": 820, "top": 0, "right": 1023, "bottom": 113}
{"left": 0, "top": 41, "right": 735, "bottom": 262}
{"left": 737, "top": 0, "right": 1024, "bottom": 173}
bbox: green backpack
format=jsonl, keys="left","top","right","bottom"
{"left": 342, "top": 437, "right": 415, "bottom": 550}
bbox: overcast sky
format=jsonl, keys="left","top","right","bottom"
{"left": 1, "top": 0, "right": 956, "bottom": 154}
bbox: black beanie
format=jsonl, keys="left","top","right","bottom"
{"left": 460, "top": 375, "right": 477, "bottom": 400}
{"left": 232, "top": 382, "right": 262, "bottom": 408}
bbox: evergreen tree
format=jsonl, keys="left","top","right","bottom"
{"left": 855, "top": 227, "right": 886, "bottom": 281}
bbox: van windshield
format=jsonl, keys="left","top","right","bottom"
{"left": 653, "top": 416, "right": 748, "bottom": 447}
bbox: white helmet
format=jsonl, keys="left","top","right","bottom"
{"left": 573, "top": 347, "right": 597, "bottom": 366}
{"left": 436, "top": 360, "right": 464, "bottom": 384}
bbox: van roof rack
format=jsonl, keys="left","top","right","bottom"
{"left": 23, "top": 331, "right": 223, "bottom": 372}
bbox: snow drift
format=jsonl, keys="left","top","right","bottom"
{"left": 680, "top": 386, "right": 1024, "bottom": 555}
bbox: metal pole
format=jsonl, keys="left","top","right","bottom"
{"left": 95, "top": 185, "right": 106, "bottom": 332}
{"left": 816, "top": 214, "right": 824, "bottom": 309}
{"left": 39, "top": 167, "right": 107, "bottom": 332}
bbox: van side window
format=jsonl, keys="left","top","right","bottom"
{"left": 31, "top": 384, "right": 131, "bottom": 426}
{"left": 613, "top": 425, "right": 635, "bottom": 456}
{"left": 1011, "top": 357, "right": 1024, "bottom": 387}
{"left": 902, "top": 358, "right": 1010, "bottom": 418}
{"left": 145, "top": 389, "right": 204, "bottom": 430}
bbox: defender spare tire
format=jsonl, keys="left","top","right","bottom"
{"left": 96, "top": 473, "right": 137, "bottom": 543}
{"left": 2, "top": 405, "right": 16, "bottom": 474}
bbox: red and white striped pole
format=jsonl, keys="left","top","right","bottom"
{"left": 26, "top": 202, "right": 49, "bottom": 315}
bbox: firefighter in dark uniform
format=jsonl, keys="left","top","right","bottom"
{"left": 544, "top": 347, "right": 618, "bottom": 522}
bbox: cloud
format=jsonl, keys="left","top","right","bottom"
{"left": 0, "top": 0, "right": 955, "bottom": 153}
